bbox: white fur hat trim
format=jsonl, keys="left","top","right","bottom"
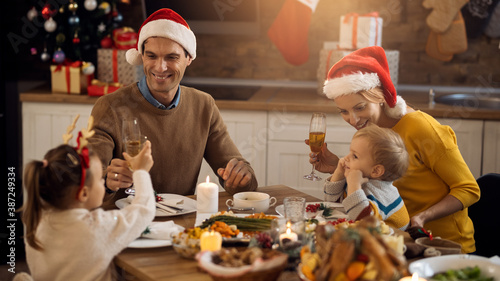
{"left": 323, "top": 72, "right": 380, "bottom": 99}
{"left": 385, "top": 95, "right": 407, "bottom": 119}
{"left": 126, "top": 19, "right": 196, "bottom": 65}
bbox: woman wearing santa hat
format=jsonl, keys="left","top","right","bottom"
{"left": 311, "top": 46, "right": 479, "bottom": 253}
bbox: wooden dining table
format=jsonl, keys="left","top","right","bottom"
{"left": 114, "top": 185, "right": 320, "bottom": 281}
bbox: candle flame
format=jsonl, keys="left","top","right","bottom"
{"left": 205, "top": 175, "right": 210, "bottom": 183}
{"left": 286, "top": 221, "right": 292, "bottom": 234}
{"left": 412, "top": 273, "right": 419, "bottom": 281}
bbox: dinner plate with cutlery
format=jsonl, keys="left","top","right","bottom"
{"left": 115, "top": 193, "right": 197, "bottom": 217}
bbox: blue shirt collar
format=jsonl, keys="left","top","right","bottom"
{"left": 137, "top": 76, "right": 180, "bottom": 110}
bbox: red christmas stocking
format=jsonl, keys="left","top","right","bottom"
{"left": 267, "top": 0, "right": 320, "bottom": 66}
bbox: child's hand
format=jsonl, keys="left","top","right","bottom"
{"left": 330, "top": 158, "right": 346, "bottom": 182}
{"left": 345, "top": 169, "right": 369, "bottom": 195}
{"left": 123, "top": 141, "right": 154, "bottom": 172}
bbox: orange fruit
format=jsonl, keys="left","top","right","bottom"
{"left": 346, "top": 261, "right": 366, "bottom": 281}
{"left": 302, "top": 264, "right": 316, "bottom": 281}
{"left": 300, "top": 245, "right": 311, "bottom": 258}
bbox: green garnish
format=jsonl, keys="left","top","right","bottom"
{"left": 199, "top": 215, "right": 273, "bottom": 231}
{"left": 320, "top": 203, "right": 333, "bottom": 217}
{"left": 431, "top": 266, "right": 493, "bottom": 281}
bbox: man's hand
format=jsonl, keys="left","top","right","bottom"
{"left": 217, "top": 158, "right": 252, "bottom": 192}
{"left": 105, "top": 158, "right": 133, "bottom": 191}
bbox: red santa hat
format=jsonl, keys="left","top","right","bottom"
{"left": 323, "top": 46, "right": 406, "bottom": 118}
{"left": 126, "top": 8, "right": 196, "bottom": 65}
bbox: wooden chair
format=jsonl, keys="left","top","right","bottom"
{"left": 469, "top": 173, "right": 500, "bottom": 257}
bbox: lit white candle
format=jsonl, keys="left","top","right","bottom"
{"left": 196, "top": 175, "right": 219, "bottom": 213}
{"left": 200, "top": 230, "right": 222, "bottom": 251}
{"left": 279, "top": 221, "right": 298, "bottom": 244}
{"left": 399, "top": 273, "right": 427, "bottom": 281}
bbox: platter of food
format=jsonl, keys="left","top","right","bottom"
{"left": 409, "top": 254, "right": 500, "bottom": 280}
{"left": 173, "top": 212, "right": 278, "bottom": 259}
{"left": 299, "top": 216, "right": 407, "bottom": 281}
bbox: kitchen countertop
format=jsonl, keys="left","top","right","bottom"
{"left": 19, "top": 85, "right": 500, "bottom": 120}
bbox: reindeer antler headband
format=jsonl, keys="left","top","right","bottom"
{"left": 62, "top": 115, "right": 96, "bottom": 196}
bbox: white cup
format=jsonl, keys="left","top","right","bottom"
{"left": 226, "top": 191, "right": 277, "bottom": 213}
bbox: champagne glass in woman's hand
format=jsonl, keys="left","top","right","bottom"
{"left": 304, "top": 113, "right": 326, "bottom": 181}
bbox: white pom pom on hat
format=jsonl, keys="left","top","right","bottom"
{"left": 323, "top": 46, "right": 406, "bottom": 118}
{"left": 126, "top": 8, "right": 196, "bottom": 66}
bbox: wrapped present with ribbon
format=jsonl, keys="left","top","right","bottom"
{"left": 112, "top": 27, "right": 138, "bottom": 50}
{"left": 50, "top": 60, "right": 93, "bottom": 95}
{"left": 339, "top": 12, "right": 383, "bottom": 50}
{"left": 97, "top": 48, "right": 144, "bottom": 86}
{"left": 87, "top": 79, "right": 122, "bottom": 97}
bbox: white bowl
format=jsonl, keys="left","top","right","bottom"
{"left": 409, "top": 254, "right": 500, "bottom": 279}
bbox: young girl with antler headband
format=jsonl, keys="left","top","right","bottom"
{"left": 21, "top": 115, "right": 155, "bottom": 281}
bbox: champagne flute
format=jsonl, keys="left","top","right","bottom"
{"left": 122, "top": 118, "right": 141, "bottom": 157}
{"left": 304, "top": 113, "right": 326, "bottom": 181}
{"left": 122, "top": 118, "right": 142, "bottom": 194}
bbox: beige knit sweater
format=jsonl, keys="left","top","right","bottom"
{"left": 89, "top": 83, "right": 258, "bottom": 205}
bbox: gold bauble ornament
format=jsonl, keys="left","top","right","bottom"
{"left": 68, "top": 2, "right": 78, "bottom": 12}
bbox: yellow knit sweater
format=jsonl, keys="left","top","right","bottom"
{"left": 392, "top": 111, "right": 480, "bottom": 253}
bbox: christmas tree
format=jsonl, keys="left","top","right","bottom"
{"left": 25, "top": 0, "right": 127, "bottom": 67}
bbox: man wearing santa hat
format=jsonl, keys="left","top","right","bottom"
{"left": 308, "top": 46, "right": 479, "bottom": 253}
{"left": 89, "top": 8, "right": 258, "bottom": 205}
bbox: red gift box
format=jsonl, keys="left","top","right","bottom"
{"left": 87, "top": 79, "right": 122, "bottom": 96}
{"left": 113, "top": 27, "right": 137, "bottom": 50}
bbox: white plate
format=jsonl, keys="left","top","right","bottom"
{"left": 275, "top": 202, "right": 348, "bottom": 219}
{"left": 128, "top": 238, "right": 172, "bottom": 248}
{"left": 409, "top": 254, "right": 500, "bottom": 279}
{"left": 116, "top": 194, "right": 197, "bottom": 217}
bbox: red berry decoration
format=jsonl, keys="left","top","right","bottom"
{"left": 100, "top": 36, "right": 112, "bottom": 48}
{"left": 41, "top": 4, "right": 57, "bottom": 20}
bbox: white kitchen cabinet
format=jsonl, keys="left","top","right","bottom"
{"left": 197, "top": 110, "right": 268, "bottom": 191}
{"left": 22, "top": 102, "right": 93, "bottom": 168}
{"left": 266, "top": 112, "right": 356, "bottom": 198}
{"left": 20, "top": 101, "right": 490, "bottom": 197}
{"left": 436, "top": 118, "right": 483, "bottom": 179}
{"left": 482, "top": 121, "right": 500, "bottom": 174}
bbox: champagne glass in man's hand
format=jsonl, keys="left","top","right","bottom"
{"left": 304, "top": 113, "right": 326, "bottom": 181}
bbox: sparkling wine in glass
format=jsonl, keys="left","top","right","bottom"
{"left": 304, "top": 113, "right": 326, "bottom": 181}
{"left": 122, "top": 118, "right": 141, "bottom": 155}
